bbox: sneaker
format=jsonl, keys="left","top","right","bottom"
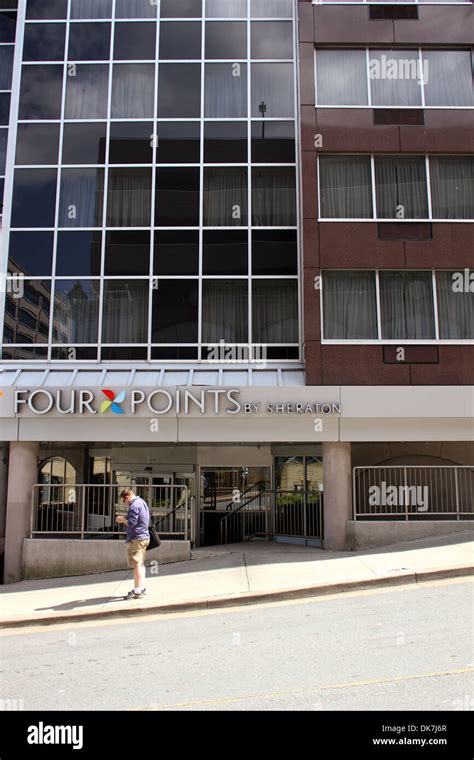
{"left": 124, "top": 590, "right": 143, "bottom": 600}
{"left": 141, "top": 588, "right": 146, "bottom": 595}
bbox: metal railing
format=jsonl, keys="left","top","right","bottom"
{"left": 353, "top": 466, "right": 474, "bottom": 520}
{"left": 31, "top": 484, "right": 190, "bottom": 540}
{"left": 220, "top": 490, "right": 323, "bottom": 544}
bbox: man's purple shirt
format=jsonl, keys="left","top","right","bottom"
{"left": 125, "top": 496, "right": 150, "bottom": 543}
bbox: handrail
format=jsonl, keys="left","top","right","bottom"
{"left": 220, "top": 487, "right": 269, "bottom": 524}
{"left": 223, "top": 481, "right": 267, "bottom": 512}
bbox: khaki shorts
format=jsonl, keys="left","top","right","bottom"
{"left": 127, "top": 539, "right": 150, "bottom": 568}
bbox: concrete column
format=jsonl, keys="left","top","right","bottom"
{"left": 4, "top": 441, "right": 39, "bottom": 584}
{"left": 322, "top": 442, "right": 352, "bottom": 551}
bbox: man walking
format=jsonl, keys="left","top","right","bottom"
{"left": 116, "top": 488, "right": 150, "bottom": 600}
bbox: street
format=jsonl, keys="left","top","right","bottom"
{"left": 1, "top": 578, "right": 473, "bottom": 711}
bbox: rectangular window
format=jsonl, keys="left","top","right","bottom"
{"left": 65, "top": 64, "right": 109, "bottom": 120}
{"left": 59, "top": 168, "right": 105, "bottom": 227}
{"left": 0, "top": 46, "right": 14, "bottom": 89}
{"left": 12, "top": 168, "right": 57, "bottom": 227}
{"left": 159, "top": 64, "right": 201, "bottom": 118}
{"left": 436, "top": 272, "right": 474, "bottom": 340}
{"left": 205, "top": 63, "right": 247, "bottom": 118}
{"left": 206, "top": 0, "right": 247, "bottom": 18}
{"left": 319, "top": 156, "right": 372, "bottom": 219}
{"left": 9, "top": 231, "right": 54, "bottom": 277}
{"left": 154, "top": 231, "right": 199, "bottom": 276}
{"left": 375, "top": 156, "right": 428, "bottom": 219}
{"left": 16, "top": 123, "right": 60, "bottom": 166}
{"left": 102, "top": 281, "right": 149, "bottom": 343}
{"left": 203, "top": 230, "right": 248, "bottom": 275}
{"left": 253, "top": 280, "right": 298, "bottom": 343}
{"left": 152, "top": 280, "right": 199, "bottom": 343}
{"left": 52, "top": 280, "right": 100, "bottom": 344}
{"left": 251, "top": 0, "right": 293, "bottom": 17}
{"left": 104, "top": 231, "right": 150, "bottom": 276}
{"left": 19, "top": 65, "right": 63, "bottom": 120}
{"left": 202, "top": 280, "right": 248, "bottom": 343}
{"left": 204, "top": 122, "right": 248, "bottom": 164}
{"left": 430, "top": 156, "right": 474, "bottom": 220}
{"left": 70, "top": 0, "right": 112, "bottom": 18}
{"left": 56, "top": 231, "right": 102, "bottom": 276}
{"left": 316, "top": 50, "right": 367, "bottom": 106}
{"left": 23, "top": 23, "right": 66, "bottom": 62}
{"left": 323, "top": 271, "right": 378, "bottom": 340}
{"left": 68, "top": 22, "right": 111, "bottom": 62}
{"left": 107, "top": 167, "right": 152, "bottom": 227}
{"left": 111, "top": 64, "right": 154, "bottom": 119}
{"left": 155, "top": 168, "right": 200, "bottom": 227}
{"left": 380, "top": 271, "right": 435, "bottom": 340}
{"left": 206, "top": 21, "right": 246, "bottom": 59}
{"left": 109, "top": 122, "right": 153, "bottom": 164}
{"left": 63, "top": 123, "right": 107, "bottom": 165}
{"left": 252, "top": 167, "right": 296, "bottom": 226}
{"left": 369, "top": 50, "right": 422, "bottom": 107}
{"left": 251, "top": 63, "right": 294, "bottom": 118}
{"left": 115, "top": 0, "right": 157, "bottom": 18}
{"left": 26, "top": 1, "right": 68, "bottom": 20}
{"left": 204, "top": 167, "right": 248, "bottom": 226}
{"left": 114, "top": 22, "right": 156, "bottom": 60}
{"left": 423, "top": 51, "right": 474, "bottom": 107}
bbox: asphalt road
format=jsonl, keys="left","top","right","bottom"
{"left": 1, "top": 578, "right": 473, "bottom": 712}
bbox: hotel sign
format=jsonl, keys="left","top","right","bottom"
{"left": 12, "top": 388, "right": 341, "bottom": 417}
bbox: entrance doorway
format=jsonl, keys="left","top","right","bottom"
{"left": 115, "top": 470, "right": 195, "bottom": 542}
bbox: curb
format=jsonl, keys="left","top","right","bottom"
{"left": 1, "top": 564, "right": 472, "bottom": 630}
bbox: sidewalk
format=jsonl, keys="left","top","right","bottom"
{"left": 1, "top": 532, "right": 473, "bottom": 629}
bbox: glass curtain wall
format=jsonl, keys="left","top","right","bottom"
{"left": 2, "top": 0, "right": 300, "bottom": 362}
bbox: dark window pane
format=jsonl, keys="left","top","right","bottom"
{"left": 0, "top": 178, "right": 4, "bottom": 207}
{"left": 12, "top": 168, "right": 57, "bottom": 227}
{"left": 319, "top": 156, "right": 373, "bottom": 219}
{"left": 251, "top": 121, "right": 295, "bottom": 163}
{"left": 252, "top": 230, "right": 297, "bottom": 275}
{"left": 159, "top": 21, "right": 201, "bottom": 60}
{"left": 115, "top": 0, "right": 157, "bottom": 18}
{"left": 251, "top": 63, "right": 294, "bottom": 117}
{"left": 253, "top": 279, "right": 298, "bottom": 342}
{"left": 107, "top": 167, "right": 152, "bottom": 227}
{"left": 112, "top": 63, "right": 154, "bottom": 118}
{"left": 205, "top": 63, "right": 247, "bottom": 117}
{"left": 56, "top": 231, "right": 102, "bottom": 276}
{"left": 114, "top": 21, "right": 156, "bottom": 60}
{"left": 1, "top": 347, "right": 49, "bottom": 360}
{"left": 160, "top": 0, "right": 202, "bottom": 18}
{"left": 152, "top": 280, "right": 198, "bottom": 343}
{"left": 265, "top": 346, "right": 299, "bottom": 360}
{"left": 375, "top": 157, "right": 428, "bottom": 220}
{"left": 104, "top": 230, "right": 150, "bottom": 275}
{"left": 68, "top": 23, "right": 111, "bottom": 61}
{"left": 8, "top": 231, "right": 54, "bottom": 276}
{"left": 204, "top": 167, "right": 248, "bottom": 226}
{"left": 19, "top": 65, "right": 63, "bottom": 119}
{"left": 0, "top": 93, "right": 10, "bottom": 125}
{"left": 102, "top": 347, "right": 147, "bottom": 360}
{"left": 251, "top": 22, "right": 293, "bottom": 59}
{"left": 52, "top": 280, "right": 100, "bottom": 344}
{"left": 70, "top": 0, "right": 112, "bottom": 18}
{"left": 156, "top": 122, "right": 200, "bottom": 164}
{"left": 109, "top": 122, "right": 153, "bottom": 164}
{"left": 202, "top": 280, "right": 248, "bottom": 343}
{"left": 0, "top": 11, "right": 16, "bottom": 42}
{"left": 16, "top": 123, "right": 60, "bottom": 165}
{"left": 0, "top": 129, "right": 7, "bottom": 173}
{"left": 151, "top": 347, "right": 198, "bottom": 359}
{"left": 59, "top": 168, "right": 104, "bottom": 227}
{"left": 204, "top": 121, "right": 247, "bottom": 163}
{"left": 62, "top": 123, "right": 107, "bottom": 164}
{"left": 2, "top": 280, "right": 51, "bottom": 344}
{"left": 0, "top": 46, "right": 14, "bottom": 89}
{"left": 158, "top": 64, "right": 201, "bottom": 118}
{"left": 155, "top": 168, "right": 200, "bottom": 227}
{"left": 26, "top": 0, "right": 67, "bottom": 19}
{"left": 65, "top": 64, "right": 109, "bottom": 120}
{"left": 252, "top": 167, "right": 296, "bottom": 226}
{"left": 52, "top": 347, "right": 98, "bottom": 359}
{"left": 380, "top": 271, "right": 435, "bottom": 340}
{"left": 154, "top": 231, "right": 199, "bottom": 275}
{"left": 102, "top": 280, "right": 149, "bottom": 343}
{"left": 203, "top": 230, "right": 247, "bottom": 275}
{"left": 23, "top": 23, "right": 66, "bottom": 61}
{"left": 205, "top": 22, "right": 246, "bottom": 59}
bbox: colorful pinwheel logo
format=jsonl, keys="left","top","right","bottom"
{"left": 101, "top": 389, "right": 126, "bottom": 415}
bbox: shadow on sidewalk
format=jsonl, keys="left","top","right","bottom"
{"left": 35, "top": 596, "right": 127, "bottom": 612}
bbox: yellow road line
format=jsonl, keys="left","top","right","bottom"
{"left": 136, "top": 667, "right": 474, "bottom": 710}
